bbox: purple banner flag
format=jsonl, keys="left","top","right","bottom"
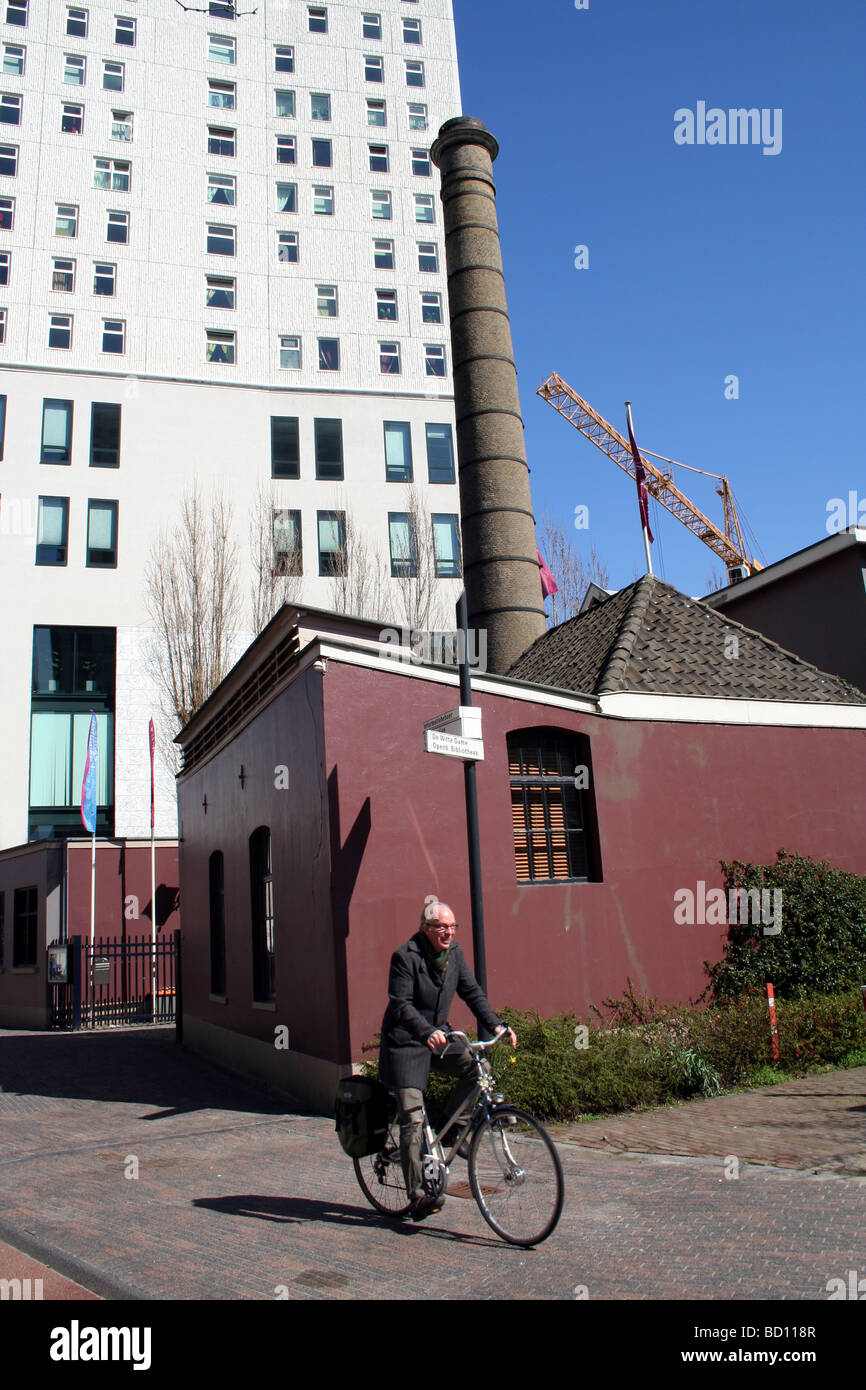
{"left": 80, "top": 712, "right": 98, "bottom": 834}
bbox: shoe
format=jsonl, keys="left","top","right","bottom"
{"left": 455, "top": 1139, "right": 471, "bottom": 1160}
{"left": 410, "top": 1193, "right": 443, "bottom": 1222}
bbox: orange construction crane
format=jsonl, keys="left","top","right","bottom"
{"left": 537, "top": 371, "right": 763, "bottom": 578}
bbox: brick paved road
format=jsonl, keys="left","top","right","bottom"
{"left": 550, "top": 1068, "right": 866, "bottom": 1175}
{"left": 0, "top": 1028, "right": 864, "bottom": 1301}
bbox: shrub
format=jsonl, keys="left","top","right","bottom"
{"left": 705, "top": 850, "right": 866, "bottom": 1002}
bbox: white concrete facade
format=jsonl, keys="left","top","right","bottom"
{"left": 0, "top": 0, "right": 463, "bottom": 849}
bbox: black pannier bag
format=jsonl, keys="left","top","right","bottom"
{"left": 334, "top": 1076, "right": 392, "bottom": 1158}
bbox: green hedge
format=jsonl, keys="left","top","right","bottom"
{"left": 366, "top": 987, "right": 866, "bottom": 1124}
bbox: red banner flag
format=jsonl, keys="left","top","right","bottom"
{"left": 537, "top": 549, "right": 558, "bottom": 599}
{"left": 149, "top": 718, "right": 155, "bottom": 831}
{"left": 625, "top": 403, "right": 654, "bottom": 544}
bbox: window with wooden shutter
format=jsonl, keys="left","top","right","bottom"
{"left": 507, "top": 731, "right": 597, "bottom": 884}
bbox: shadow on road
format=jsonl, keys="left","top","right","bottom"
{"left": 192, "top": 1193, "right": 503, "bottom": 1247}
{"left": 0, "top": 1028, "right": 302, "bottom": 1119}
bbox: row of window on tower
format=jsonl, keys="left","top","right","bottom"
{"left": 269, "top": 507, "right": 460, "bottom": 581}
{"left": 213, "top": 334, "right": 447, "bottom": 375}
{"left": 0, "top": 195, "right": 440, "bottom": 261}
{"left": 33, "top": 495, "right": 117, "bottom": 567}
{"left": 0, "top": 91, "right": 132, "bottom": 139}
{"left": 207, "top": 7, "right": 425, "bottom": 65}
{"left": 269, "top": 417, "right": 455, "bottom": 484}
{"left": 2, "top": 3, "right": 136, "bottom": 44}
{"left": 0, "top": 250, "right": 443, "bottom": 326}
{"left": 26, "top": 497, "right": 460, "bottom": 583}
{"left": 8, "top": 399, "right": 455, "bottom": 485}
{"left": 0, "top": 95, "right": 431, "bottom": 178}
{"left": 0, "top": 312, "right": 126, "bottom": 353}
{"left": 4, "top": 314, "right": 446, "bottom": 369}
{"left": 0, "top": 40, "right": 430, "bottom": 132}
{"left": 212, "top": 43, "right": 428, "bottom": 88}
{"left": 1, "top": 38, "right": 126, "bottom": 87}
{"left": 208, "top": 78, "right": 431, "bottom": 135}
{"left": 0, "top": 3, "right": 425, "bottom": 55}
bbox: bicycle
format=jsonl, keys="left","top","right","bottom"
{"left": 353, "top": 1029, "right": 564, "bottom": 1246}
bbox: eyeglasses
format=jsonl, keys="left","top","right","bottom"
{"left": 430, "top": 922, "right": 457, "bottom": 933}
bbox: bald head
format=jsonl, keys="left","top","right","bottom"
{"left": 420, "top": 896, "right": 456, "bottom": 948}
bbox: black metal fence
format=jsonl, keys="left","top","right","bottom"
{"left": 49, "top": 933, "right": 179, "bottom": 1031}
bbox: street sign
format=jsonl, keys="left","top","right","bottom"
{"left": 423, "top": 707, "right": 463, "bottom": 733}
{"left": 424, "top": 729, "right": 484, "bottom": 762}
{"left": 422, "top": 706, "right": 482, "bottom": 740}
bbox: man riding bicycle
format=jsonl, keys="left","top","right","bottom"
{"left": 378, "top": 895, "right": 517, "bottom": 1221}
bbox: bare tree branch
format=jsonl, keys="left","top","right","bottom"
{"left": 392, "top": 484, "right": 452, "bottom": 634}
{"left": 326, "top": 489, "right": 391, "bottom": 624}
{"left": 541, "top": 512, "right": 611, "bottom": 625}
{"left": 249, "top": 481, "right": 303, "bottom": 634}
{"left": 144, "top": 481, "right": 241, "bottom": 737}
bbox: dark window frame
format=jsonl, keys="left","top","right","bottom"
{"left": 507, "top": 729, "right": 602, "bottom": 885}
{"left": 249, "top": 826, "right": 275, "bottom": 1002}
{"left": 41, "top": 398, "right": 73, "bottom": 464}
{"left": 12, "top": 885, "right": 37, "bottom": 967}
{"left": 383, "top": 419, "right": 412, "bottom": 482}
{"left": 314, "top": 417, "right": 343, "bottom": 477}
{"left": 270, "top": 414, "right": 299, "bottom": 479}
{"left": 35, "top": 496, "right": 69, "bottom": 565}
{"left": 273, "top": 507, "right": 302, "bottom": 576}
{"left": 85, "top": 497, "right": 118, "bottom": 567}
{"left": 431, "top": 512, "right": 461, "bottom": 578}
{"left": 209, "top": 850, "right": 226, "bottom": 996}
{"left": 388, "top": 510, "right": 417, "bottom": 578}
{"left": 426, "top": 422, "right": 454, "bottom": 483}
{"left": 317, "top": 509, "right": 346, "bottom": 576}
{"left": 89, "top": 401, "right": 121, "bottom": 467}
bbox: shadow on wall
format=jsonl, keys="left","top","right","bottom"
{"left": 145, "top": 883, "right": 180, "bottom": 930}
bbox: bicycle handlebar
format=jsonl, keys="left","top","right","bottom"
{"left": 438, "top": 1027, "right": 508, "bottom": 1055}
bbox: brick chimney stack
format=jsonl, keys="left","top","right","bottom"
{"left": 431, "top": 117, "right": 547, "bottom": 675}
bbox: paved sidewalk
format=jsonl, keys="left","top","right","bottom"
{"left": 0, "top": 1238, "right": 100, "bottom": 1300}
{"left": 551, "top": 1067, "right": 866, "bottom": 1175}
{"left": 1, "top": 1027, "right": 864, "bottom": 1300}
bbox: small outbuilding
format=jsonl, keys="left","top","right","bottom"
{"left": 174, "top": 579, "right": 866, "bottom": 1112}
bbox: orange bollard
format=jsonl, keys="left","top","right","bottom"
{"left": 766, "top": 982, "right": 780, "bottom": 1064}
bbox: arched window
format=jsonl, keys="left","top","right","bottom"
{"left": 249, "top": 826, "right": 275, "bottom": 1001}
{"left": 507, "top": 729, "right": 600, "bottom": 884}
{"left": 208, "top": 850, "right": 226, "bottom": 996}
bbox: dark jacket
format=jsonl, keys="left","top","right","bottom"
{"left": 378, "top": 933, "right": 502, "bottom": 1090}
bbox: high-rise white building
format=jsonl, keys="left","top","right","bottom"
{"left": 0, "top": 0, "right": 463, "bottom": 850}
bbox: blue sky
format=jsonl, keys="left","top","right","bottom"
{"left": 451, "top": 0, "right": 866, "bottom": 596}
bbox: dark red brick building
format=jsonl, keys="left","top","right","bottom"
{"left": 174, "top": 580, "right": 866, "bottom": 1111}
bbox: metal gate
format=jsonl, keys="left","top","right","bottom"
{"left": 49, "top": 932, "right": 180, "bottom": 1030}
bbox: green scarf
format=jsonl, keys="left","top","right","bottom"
{"left": 418, "top": 931, "right": 449, "bottom": 982}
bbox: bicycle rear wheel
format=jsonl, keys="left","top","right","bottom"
{"left": 468, "top": 1106, "right": 564, "bottom": 1246}
{"left": 353, "top": 1115, "right": 411, "bottom": 1219}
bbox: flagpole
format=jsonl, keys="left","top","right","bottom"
{"left": 642, "top": 518, "right": 653, "bottom": 577}
{"left": 149, "top": 719, "right": 157, "bottom": 1022}
{"left": 80, "top": 710, "right": 99, "bottom": 1029}
{"left": 626, "top": 401, "right": 654, "bottom": 576}
{"left": 89, "top": 828, "right": 95, "bottom": 1028}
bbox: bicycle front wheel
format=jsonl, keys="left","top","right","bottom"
{"left": 353, "top": 1115, "right": 411, "bottom": 1219}
{"left": 468, "top": 1106, "right": 564, "bottom": 1246}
